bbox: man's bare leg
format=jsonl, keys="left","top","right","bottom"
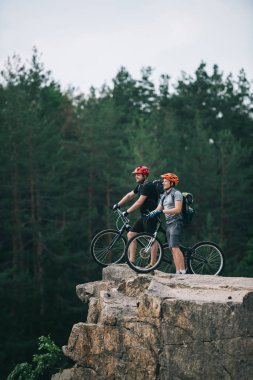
{"left": 171, "top": 247, "right": 185, "bottom": 272}
{"left": 127, "top": 231, "right": 138, "bottom": 263}
{"left": 150, "top": 241, "right": 158, "bottom": 265}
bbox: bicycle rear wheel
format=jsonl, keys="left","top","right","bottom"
{"left": 188, "top": 241, "right": 224, "bottom": 275}
{"left": 125, "top": 233, "right": 163, "bottom": 273}
{"left": 91, "top": 229, "right": 126, "bottom": 266}
{"left": 157, "top": 244, "right": 175, "bottom": 273}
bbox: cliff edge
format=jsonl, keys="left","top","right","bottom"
{"left": 52, "top": 265, "right": 253, "bottom": 380}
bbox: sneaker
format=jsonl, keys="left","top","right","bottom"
{"left": 145, "top": 263, "right": 154, "bottom": 269}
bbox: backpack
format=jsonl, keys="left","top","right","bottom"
{"left": 152, "top": 179, "right": 164, "bottom": 199}
{"left": 181, "top": 192, "right": 195, "bottom": 226}
{"left": 137, "top": 180, "right": 164, "bottom": 209}
{"left": 162, "top": 189, "right": 195, "bottom": 227}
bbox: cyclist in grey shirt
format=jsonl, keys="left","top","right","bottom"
{"left": 148, "top": 173, "right": 186, "bottom": 274}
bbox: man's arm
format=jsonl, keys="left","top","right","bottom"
{"left": 118, "top": 191, "right": 136, "bottom": 207}
{"left": 126, "top": 194, "right": 147, "bottom": 213}
{"left": 154, "top": 204, "right": 163, "bottom": 212}
{"left": 163, "top": 200, "right": 182, "bottom": 215}
{"left": 146, "top": 203, "right": 163, "bottom": 218}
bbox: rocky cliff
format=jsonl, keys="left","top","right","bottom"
{"left": 52, "top": 265, "right": 253, "bottom": 380}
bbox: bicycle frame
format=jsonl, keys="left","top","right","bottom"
{"left": 106, "top": 209, "right": 132, "bottom": 249}
{"left": 130, "top": 215, "right": 166, "bottom": 253}
{"left": 115, "top": 209, "right": 132, "bottom": 232}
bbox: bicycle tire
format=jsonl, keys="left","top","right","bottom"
{"left": 157, "top": 244, "right": 175, "bottom": 273}
{"left": 125, "top": 232, "right": 164, "bottom": 273}
{"left": 188, "top": 241, "right": 224, "bottom": 275}
{"left": 90, "top": 229, "right": 126, "bottom": 266}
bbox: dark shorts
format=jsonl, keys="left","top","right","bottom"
{"left": 131, "top": 216, "right": 157, "bottom": 234}
{"left": 166, "top": 221, "right": 183, "bottom": 248}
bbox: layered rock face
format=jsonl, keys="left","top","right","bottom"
{"left": 52, "top": 265, "right": 253, "bottom": 380}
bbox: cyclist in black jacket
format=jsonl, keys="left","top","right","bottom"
{"left": 113, "top": 166, "right": 159, "bottom": 264}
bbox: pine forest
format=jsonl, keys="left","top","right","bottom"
{"left": 0, "top": 50, "right": 253, "bottom": 378}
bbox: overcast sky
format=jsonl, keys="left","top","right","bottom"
{"left": 0, "top": 0, "right": 253, "bottom": 94}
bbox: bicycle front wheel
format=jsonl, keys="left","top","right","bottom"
{"left": 125, "top": 233, "right": 163, "bottom": 273}
{"left": 90, "top": 229, "right": 126, "bottom": 266}
{"left": 188, "top": 241, "right": 224, "bottom": 275}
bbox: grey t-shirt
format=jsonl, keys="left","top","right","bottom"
{"left": 159, "top": 188, "right": 183, "bottom": 224}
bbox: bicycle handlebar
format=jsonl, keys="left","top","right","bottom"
{"left": 114, "top": 208, "right": 164, "bottom": 222}
{"left": 114, "top": 208, "right": 130, "bottom": 222}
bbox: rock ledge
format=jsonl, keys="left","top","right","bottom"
{"left": 52, "top": 265, "right": 253, "bottom": 380}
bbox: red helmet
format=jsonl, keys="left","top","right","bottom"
{"left": 132, "top": 166, "right": 149, "bottom": 175}
{"left": 161, "top": 173, "right": 179, "bottom": 185}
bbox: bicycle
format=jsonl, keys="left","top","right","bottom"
{"left": 90, "top": 210, "right": 224, "bottom": 276}
{"left": 125, "top": 215, "right": 224, "bottom": 275}
{"left": 90, "top": 209, "right": 132, "bottom": 266}
{"left": 90, "top": 209, "right": 167, "bottom": 267}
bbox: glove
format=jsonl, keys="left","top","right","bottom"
{"left": 147, "top": 210, "right": 162, "bottom": 218}
{"left": 112, "top": 203, "right": 120, "bottom": 211}
{"left": 122, "top": 211, "right": 129, "bottom": 217}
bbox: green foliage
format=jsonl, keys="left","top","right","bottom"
{"left": 7, "top": 336, "right": 66, "bottom": 380}
{"left": 7, "top": 363, "right": 34, "bottom": 380}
